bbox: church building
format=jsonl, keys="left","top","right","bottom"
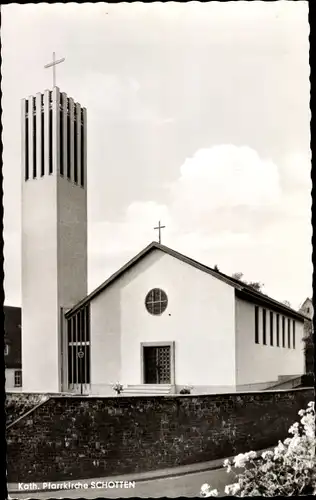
{"left": 19, "top": 83, "right": 307, "bottom": 396}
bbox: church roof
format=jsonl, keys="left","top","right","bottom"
{"left": 66, "top": 241, "right": 306, "bottom": 321}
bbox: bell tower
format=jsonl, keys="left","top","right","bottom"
{"left": 21, "top": 86, "right": 88, "bottom": 392}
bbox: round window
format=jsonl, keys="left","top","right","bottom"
{"left": 145, "top": 288, "right": 168, "bottom": 315}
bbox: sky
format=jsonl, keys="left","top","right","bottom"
{"left": 2, "top": 1, "right": 311, "bottom": 310}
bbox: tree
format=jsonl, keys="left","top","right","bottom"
{"left": 231, "top": 272, "right": 264, "bottom": 292}
{"left": 247, "top": 281, "right": 264, "bottom": 292}
{"left": 232, "top": 272, "right": 244, "bottom": 281}
{"left": 303, "top": 319, "right": 314, "bottom": 374}
{"left": 282, "top": 300, "right": 291, "bottom": 308}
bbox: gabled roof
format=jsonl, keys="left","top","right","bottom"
{"left": 299, "top": 297, "right": 313, "bottom": 310}
{"left": 65, "top": 241, "right": 306, "bottom": 321}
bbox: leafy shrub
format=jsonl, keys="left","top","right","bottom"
{"left": 201, "top": 401, "right": 316, "bottom": 497}
{"left": 112, "top": 382, "right": 123, "bottom": 395}
{"left": 179, "top": 387, "right": 191, "bottom": 394}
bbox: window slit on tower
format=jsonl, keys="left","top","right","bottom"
{"left": 74, "top": 107, "right": 78, "bottom": 184}
{"left": 67, "top": 98, "right": 71, "bottom": 180}
{"left": 41, "top": 95, "right": 45, "bottom": 176}
{"left": 48, "top": 91, "right": 53, "bottom": 174}
{"left": 60, "top": 94, "right": 64, "bottom": 176}
{"left": 33, "top": 97, "right": 37, "bottom": 178}
{"left": 25, "top": 100, "right": 29, "bottom": 181}
{"left": 80, "top": 109, "right": 84, "bottom": 188}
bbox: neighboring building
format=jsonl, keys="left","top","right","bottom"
{"left": 19, "top": 84, "right": 306, "bottom": 395}
{"left": 299, "top": 297, "right": 314, "bottom": 319}
{"left": 299, "top": 297, "right": 314, "bottom": 374}
{"left": 4, "top": 306, "right": 22, "bottom": 391}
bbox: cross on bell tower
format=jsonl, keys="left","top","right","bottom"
{"left": 44, "top": 52, "right": 65, "bottom": 88}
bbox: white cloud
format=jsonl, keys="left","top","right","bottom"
{"left": 88, "top": 143, "right": 311, "bottom": 308}
{"left": 170, "top": 144, "right": 280, "bottom": 228}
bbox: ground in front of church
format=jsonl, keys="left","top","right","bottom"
{"left": 8, "top": 467, "right": 236, "bottom": 499}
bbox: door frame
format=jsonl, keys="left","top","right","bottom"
{"left": 140, "top": 341, "right": 175, "bottom": 385}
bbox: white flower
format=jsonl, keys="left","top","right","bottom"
{"left": 225, "top": 483, "right": 241, "bottom": 495}
{"left": 201, "top": 483, "right": 210, "bottom": 493}
{"left": 200, "top": 484, "right": 218, "bottom": 497}
{"left": 289, "top": 422, "right": 299, "bottom": 434}
{"left": 201, "top": 403, "right": 316, "bottom": 498}
{"left": 234, "top": 453, "right": 249, "bottom": 468}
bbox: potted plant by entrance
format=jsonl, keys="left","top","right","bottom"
{"left": 179, "top": 385, "right": 193, "bottom": 394}
{"left": 112, "top": 382, "right": 123, "bottom": 395}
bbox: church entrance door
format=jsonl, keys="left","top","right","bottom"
{"left": 143, "top": 345, "right": 171, "bottom": 384}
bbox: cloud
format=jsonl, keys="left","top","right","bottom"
{"left": 88, "top": 143, "right": 311, "bottom": 308}
{"left": 169, "top": 145, "right": 280, "bottom": 230}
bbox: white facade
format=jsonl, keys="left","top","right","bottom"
{"left": 84, "top": 248, "right": 306, "bottom": 395}
{"left": 90, "top": 250, "right": 236, "bottom": 395}
{"left": 21, "top": 87, "right": 87, "bottom": 393}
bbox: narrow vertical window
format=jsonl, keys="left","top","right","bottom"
{"left": 80, "top": 109, "right": 84, "bottom": 187}
{"left": 33, "top": 97, "right": 37, "bottom": 178}
{"left": 67, "top": 98, "right": 71, "bottom": 179}
{"left": 14, "top": 370, "right": 22, "bottom": 388}
{"left": 25, "top": 101, "right": 29, "bottom": 181}
{"left": 276, "top": 314, "right": 280, "bottom": 346}
{"left": 86, "top": 304, "right": 90, "bottom": 342}
{"left": 262, "top": 308, "right": 266, "bottom": 345}
{"left": 41, "top": 95, "right": 45, "bottom": 176}
{"left": 74, "top": 110, "right": 78, "bottom": 183}
{"left": 282, "top": 316, "right": 285, "bottom": 347}
{"left": 67, "top": 319, "right": 73, "bottom": 385}
{"left": 60, "top": 94, "right": 64, "bottom": 176}
{"left": 288, "top": 318, "right": 291, "bottom": 348}
{"left": 293, "top": 320, "right": 296, "bottom": 349}
{"left": 86, "top": 345, "right": 90, "bottom": 384}
{"left": 49, "top": 91, "right": 53, "bottom": 174}
{"left": 270, "top": 311, "right": 274, "bottom": 346}
{"left": 255, "top": 306, "right": 259, "bottom": 344}
{"left": 73, "top": 315, "right": 77, "bottom": 384}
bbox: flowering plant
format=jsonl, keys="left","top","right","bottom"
{"left": 112, "top": 382, "right": 123, "bottom": 395}
{"left": 201, "top": 401, "right": 316, "bottom": 497}
{"left": 180, "top": 385, "right": 193, "bottom": 395}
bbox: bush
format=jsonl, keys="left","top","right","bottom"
{"left": 201, "top": 401, "right": 316, "bottom": 497}
{"left": 179, "top": 387, "right": 191, "bottom": 394}
{"left": 301, "top": 373, "right": 315, "bottom": 387}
